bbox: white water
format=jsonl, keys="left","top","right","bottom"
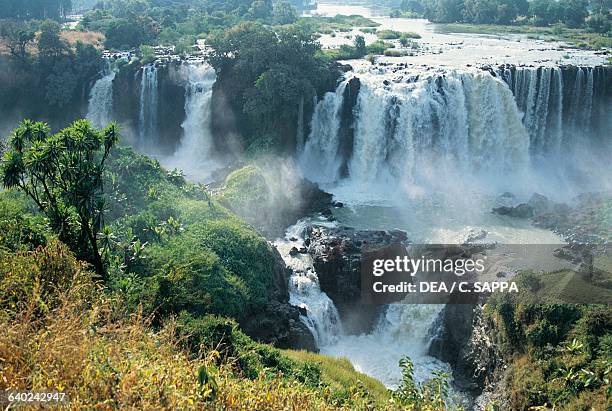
{"left": 86, "top": 66, "right": 115, "bottom": 128}
{"left": 275, "top": 218, "right": 343, "bottom": 347}
{"left": 287, "top": 13, "right": 609, "bottom": 395}
{"left": 276, "top": 217, "right": 453, "bottom": 389}
{"left": 162, "top": 63, "right": 220, "bottom": 182}
{"left": 138, "top": 64, "right": 159, "bottom": 151}
{"left": 299, "top": 80, "right": 348, "bottom": 183}
{"left": 301, "top": 68, "right": 531, "bottom": 192}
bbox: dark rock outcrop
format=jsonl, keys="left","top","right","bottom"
{"left": 305, "top": 226, "right": 408, "bottom": 334}
{"left": 241, "top": 246, "right": 316, "bottom": 351}
{"left": 492, "top": 203, "right": 534, "bottom": 218}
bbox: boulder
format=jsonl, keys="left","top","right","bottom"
{"left": 305, "top": 226, "right": 408, "bottom": 334}
{"left": 492, "top": 203, "right": 534, "bottom": 218}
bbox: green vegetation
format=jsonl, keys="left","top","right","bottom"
{"left": 377, "top": 29, "right": 402, "bottom": 39}
{"left": 0, "top": 0, "right": 71, "bottom": 21}
{"left": 302, "top": 14, "right": 380, "bottom": 35}
{"left": 283, "top": 349, "right": 393, "bottom": 407}
{"left": 1, "top": 120, "right": 118, "bottom": 279}
{"left": 0, "top": 118, "right": 457, "bottom": 410}
{"left": 208, "top": 22, "right": 339, "bottom": 153}
{"left": 391, "top": 0, "right": 611, "bottom": 35}
{"left": 0, "top": 19, "right": 102, "bottom": 116}
{"left": 484, "top": 270, "right": 612, "bottom": 409}
{"left": 439, "top": 22, "right": 612, "bottom": 49}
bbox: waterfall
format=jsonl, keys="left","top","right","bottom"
{"left": 321, "top": 303, "right": 449, "bottom": 388}
{"left": 299, "top": 80, "right": 348, "bottom": 184}
{"left": 86, "top": 63, "right": 115, "bottom": 128}
{"left": 301, "top": 69, "right": 529, "bottom": 187}
{"left": 138, "top": 64, "right": 159, "bottom": 151}
{"left": 276, "top": 219, "right": 449, "bottom": 388}
{"left": 301, "top": 65, "right": 611, "bottom": 192}
{"left": 275, "top": 219, "right": 343, "bottom": 347}
{"left": 159, "top": 62, "right": 219, "bottom": 181}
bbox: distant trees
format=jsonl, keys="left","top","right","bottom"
{"left": 409, "top": 0, "right": 608, "bottom": 30}
{"left": 0, "top": 0, "right": 72, "bottom": 21}
{"left": 0, "top": 21, "right": 36, "bottom": 63}
{"left": 0, "top": 18, "right": 103, "bottom": 110}
{"left": 273, "top": 1, "right": 298, "bottom": 25}
{"left": 1, "top": 120, "right": 119, "bottom": 280}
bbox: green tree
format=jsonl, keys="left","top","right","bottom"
{"left": 562, "top": 0, "right": 589, "bottom": 28}
{"left": 0, "top": 120, "right": 119, "bottom": 280}
{"left": 37, "top": 19, "right": 68, "bottom": 63}
{"left": 273, "top": 1, "right": 298, "bottom": 24}
{"left": 0, "top": 20, "right": 35, "bottom": 63}
{"left": 354, "top": 34, "right": 366, "bottom": 57}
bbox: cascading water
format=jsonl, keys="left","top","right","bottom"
{"left": 86, "top": 62, "right": 115, "bottom": 128}
{"left": 138, "top": 64, "right": 159, "bottom": 151}
{"left": 275, "top": 218, "right": 343, "bottom": 347}
{"left": 277, "top": 218, "right": 452, "bottom": 389}
{"left": 163, "top": 62, "right": 219, "bottom": 181}
{"left": 300, "top": 65, "right": 611, "bottom": 198}
{"left": 301, "top": 69, "right": 530, "bottom": 189}
{"left": 299, "top": 80, "right": 348, "bottom": 183}
{"left": 287, "top": 64, "right": 610, "bottom": 397}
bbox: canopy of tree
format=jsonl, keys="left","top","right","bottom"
{"left": 0, "top": 19, "right": 103, "bottom": 114}
{"left": 397, "top": 0, "right": 610, "bottom": 31}
{"left": 0, "top": 0, "right": 72, "bottom": 20}
{"left": 79, "top": 0, "right": 301, "bottom": 49}
{"left": 207, "top": 22, "right": 339, "bottom": 152}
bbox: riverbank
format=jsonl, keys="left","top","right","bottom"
{"left": 437, "top": 22, "right": 612, "bottom": 51}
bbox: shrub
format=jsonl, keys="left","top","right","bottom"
{"left": 377, "top": 29, "right": 401, "bottom": 39}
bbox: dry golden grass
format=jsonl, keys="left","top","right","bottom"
{"left": 0, "top": 243, "right": 376, "bottom": 410}
{"left": 61, "top": 30, "right": 105, "bottom": 48}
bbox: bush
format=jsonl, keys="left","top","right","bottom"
{"left": 377, "top": 29, "right": 401, "bottom": 39}
{"left": 0, "top": 241, "right": 95, "bottom": 321}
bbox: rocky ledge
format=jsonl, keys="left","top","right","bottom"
{"left": 305, "top": 225, "right": 408, "bottom": 334}
{"left": 241, "top": 246, "right": 316, "bottom": 351}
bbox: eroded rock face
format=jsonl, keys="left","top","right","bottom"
{"left": 429, "top": 305, "right": 506, "bottom": 407}
{"left": 241, "top": 246, "right": 316, "bottom": 351}
{"left": 305, "top": 226, "right": 408, "bottom": 334}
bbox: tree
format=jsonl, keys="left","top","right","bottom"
{"left": 0, "top": 20, "right": 35, "bottom": 63}
{"left": 0, "top": 0, "right": 72, "bottom": 21}
{"left": 529, "top": 0, "right": 564, "bottom": 25}
{"left": 273, "top": 1, "right": 297, "bottom": 24}
{"left": 37, "top": 19, "right": 68, "bottom": 63}
{"left": 248, "top": 0, "right": 273, "bottom": 19}
{"left": 354, "top": 35, "right": 366, "bottom": 57}
{"left": 562, "top": 0, "right": 589, "bottom": 28}
{"left": 0, "top": 120, "right": 119, "bottom": 280}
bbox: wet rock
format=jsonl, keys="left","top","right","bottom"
{"left": 527, "top": 193, "right": 552, "bottom": 215}
{"left": 241, "top": 246, "right": 317, "bottom": 351}
{"left": 289, "top": 247, "right": 300, "bottom": 256}
{"left": 242, "top": 300, "right": 316, "bottom": 352}
{"left": 492, "top": 203, "right": 534, "bottom": 218}
{"left": 305, "top": 226, "right": 408, "bottom": 334}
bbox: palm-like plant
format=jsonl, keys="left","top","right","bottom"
{"left": 0, "top": 119, "right": 119, "bottom": 280}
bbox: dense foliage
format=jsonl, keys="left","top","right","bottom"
{"left": 0, "top": 19, "right": 103, "bottom": 118}
{"left": 0, "top": 129, "right": 454, "bottom": 410}
{"left": 394, "top": 0, "right": 611, "bottom": 32}
{"left": 485, "top": 271, "right": 611, "bottom": 409}
{"left": 208, "top": 21, "right": 339, "bottom": 152}
{"left": 1, "top": 120, "right": 118, "bottom": 279}
{"left": 0, "top": 241, "right": 393, "bottom": 409}
{"left": 0, "top": 0, "right": 72, "bottom": 21}
{"left": 79, "top": 0, "right": 304, "bottom": 49}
